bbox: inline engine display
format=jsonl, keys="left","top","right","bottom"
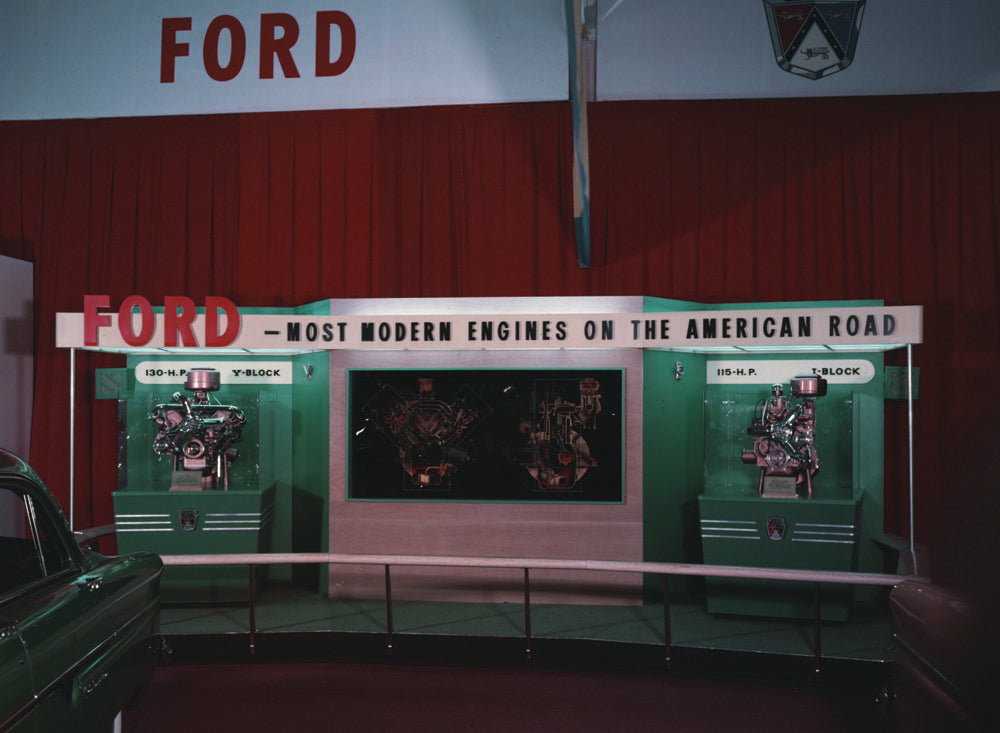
{"left": 517, "top": 377, "right": 602, "bottom": 491}
{"left": 740, "top": 374, "right": 827, "bottom": 498}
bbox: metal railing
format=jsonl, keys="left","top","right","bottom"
{"left": 158, "top": 552, "right": 923, "bottom": 674}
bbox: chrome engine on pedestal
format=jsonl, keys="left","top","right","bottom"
{"left": 740, "top": 374, "right": 827, "bottom": 498}
{"left": 149, "top": 368, "right": 246, "bottom": 491}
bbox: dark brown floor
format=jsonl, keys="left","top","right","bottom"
{"left": 125, "top": 661, "right": 895, "bottom": 732}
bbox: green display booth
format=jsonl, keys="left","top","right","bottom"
{"left": 82, "top": 300, "right": 331, "bottom": 604}
{"left": 699, "top": 363, "right": 870, "bottom": 621}
{"left": 642, "top": 299, "right": 919, "bottom": 621}
{"left": 57, "top": 295, "right": 920, "bottom": 617}
{"left": 108, "top": 363, "right": 281, "bottom": 604}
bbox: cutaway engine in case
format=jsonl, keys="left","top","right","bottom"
{"left": 518, "top": 377, "right": 601, "bottom": 491}
{"left": 363, "top": 377, "right": 487, "bottom": 489}
{"left": 740, "top": 374, "right": 827, "bottom": 498}
{"left": 149, "top": 368, "right": 246, "bottom": 491}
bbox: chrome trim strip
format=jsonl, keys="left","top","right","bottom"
{"left": 796, "top": 531, "right": 854, "bottom": 537}
{"left": 700, "top": 527, "right": 758, "bottom": 533}
{"left": 791, "top": 538, "right": 855, "bottom": 544}
{"left": 116, "top": 528, "right": 175, "bottom": 533}
{"left": 117, "top": 521, "right": 172, "bottom": 525}
{"left": 700, "top": 519, "right": 756, "bottom": 524}
{"left": 205, "top": 520, "right": 262, "bottom": 524}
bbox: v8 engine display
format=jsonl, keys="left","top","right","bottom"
{"left": 148, "top": 368, "right": 246, "bottom": 490}
{"left": 361, "top": 377, "right": 489, "bottom": 488}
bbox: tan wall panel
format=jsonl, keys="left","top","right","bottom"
{"left": 329, "top": 348, "right": 644, "bottom": 604}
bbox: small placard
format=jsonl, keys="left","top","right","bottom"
{"left": 761, "top": 475, "right": 798, "bottom": 498}
{"left": 169, "top": 471, "right": 203, "bottom": 491}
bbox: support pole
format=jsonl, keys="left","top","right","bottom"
{"left": 907, "top": 344, "right": 917, "bottom": 574}
{"left": 69, "top": 347, "right": 76, "bottom": 530}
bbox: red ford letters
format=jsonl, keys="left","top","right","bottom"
{"left": 84, "top": 295, "right": 241, "bottom": 348}
{"left": 161, "top": 11, "right": 356, "bottom": 83}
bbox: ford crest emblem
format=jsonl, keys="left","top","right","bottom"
{"left": 764, "top": 1, "right": 866, "bottom": 80}
{"left": 766, "top": 516, "right": 788, "bottom": 541}
{"left": 179, "top": 508, "right": 199, "bottom": 532}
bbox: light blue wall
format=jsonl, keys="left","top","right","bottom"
{"left": 3, "top": 1, "right": 998, "bottom": 121}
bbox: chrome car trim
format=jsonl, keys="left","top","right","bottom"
{"left": 22, "top": 494, "right": 47, "bottom": 577}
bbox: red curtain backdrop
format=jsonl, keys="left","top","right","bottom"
{"left": 2, "top": 94, "right": 998, "bottom": 562}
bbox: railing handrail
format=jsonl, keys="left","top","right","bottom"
{"left": 158, "top": 551, "right": 925, "bottom": 587}
{"left": 152, "top": 550, "right": 925, "bottom": 671}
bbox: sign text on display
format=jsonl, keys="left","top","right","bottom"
{"left": 63, "top": 296, "right": 923, "bottom": 351}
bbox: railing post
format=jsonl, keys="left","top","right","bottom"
{"left": 385, "top": 564, "right": 394, "bottom": 655}
{"left": 523, "top": 568, "right": 532, "bottom": 661}
{"left": 662, "top": 575, "right": 672, "bottom": 666}
{"left": 248, "top": 564, "right": 256, "bottom": 656}
{"left": 812, "top": 582, "right": 822, "bottom": 677}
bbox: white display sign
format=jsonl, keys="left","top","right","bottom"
{"left": 706, "top": 360, "right": 875, "bottom": 385}
{"left": 0, "top": 0, "right": 567, "bottom": 120}
{"left": 135, "top": 361, "right": 293, "bottom": 384}
{"left": 56, "top": 301, "right": 923, "bottom": 352}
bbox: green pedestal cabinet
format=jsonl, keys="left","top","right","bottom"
{"left": 698, "top": 495, "right": 859, "bottom": 620}
{"left": 114, "top": 485, "right": 275, "bottom": 603}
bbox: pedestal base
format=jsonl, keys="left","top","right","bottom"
{"left": 113, "top": 484, "right": 275, "bottom": 603}
{"left": 698, "top": 494, "right": 860, "bottom": 621}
